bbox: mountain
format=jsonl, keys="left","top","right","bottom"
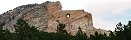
{"left": 0, "top": 1, "right": 109, "bottom": 36}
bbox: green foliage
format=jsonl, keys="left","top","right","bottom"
{"left": 1, "top": 18, "right": 131, "bottom": 40}
{"left": 89, "top": 31, "right": 108, "bottom": 40}
{"left": 74, "top": 27, "right": 89, "bottom": 40}
{"left": 114, "top": 21, "right": 131, "bottom": 40}
{"left": 14, "top": 18, "right": 40, "bottom": 40}
{"left": 57, "top": 23, "right": 68, "bottom": 34}
{"left": 0, "top": 23, "right": 14, "bottom": 40}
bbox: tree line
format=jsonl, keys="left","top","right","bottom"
{"left": 0, "top": 18, "right": 131, "bottom": 40}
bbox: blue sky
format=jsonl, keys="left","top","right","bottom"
{"left": 0, "top": 0, "right": 131, "bottom": 31}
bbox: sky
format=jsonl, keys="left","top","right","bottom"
{"left": 0, "top": 0, "right": 131, "bottom": 31}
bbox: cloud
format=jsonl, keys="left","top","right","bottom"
{"left": 87, "top": 1, "right": 131, "bottom": 13}
{"left": 61, "top": 0, "right": 87, "bottom": 10}
{"left": 85, "top": 0, "right": 131, "bottom": 31}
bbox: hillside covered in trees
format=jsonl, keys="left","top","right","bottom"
{"left": 0, "top": 18, "right": 131, "bottom": 40}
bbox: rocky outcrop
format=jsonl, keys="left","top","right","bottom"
{"left": 0, "top": 1, "right": 109, "bottom": 35}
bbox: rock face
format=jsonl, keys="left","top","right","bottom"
{"left": 0, "top": 1, "right": 109, "bottom": 36}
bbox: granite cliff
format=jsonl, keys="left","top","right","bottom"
{"left": 0, "top": 1, "right": 109, "bottom": 36}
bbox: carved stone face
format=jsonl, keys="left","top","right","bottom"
{"left": 45, "top": 10, "right": 93, "bottom": 35}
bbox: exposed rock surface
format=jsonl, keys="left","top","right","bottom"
{"left": 0, "top": 1, "right": 109, "bottom": 36}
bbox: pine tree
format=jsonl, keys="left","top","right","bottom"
{"left": 56, "top": 23, "right": 71, "bottom": 40}
{"left": 75, "top": 27, "right": 89, "bottom": 40}
{"left": 0, "top": 25, "right": 5, "bottom": 40}
{"left": 115, "top": 21, "right": 131, "bottom": 40}
{"left": 14, "top": 18, "right": 40, "bottom": 40}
